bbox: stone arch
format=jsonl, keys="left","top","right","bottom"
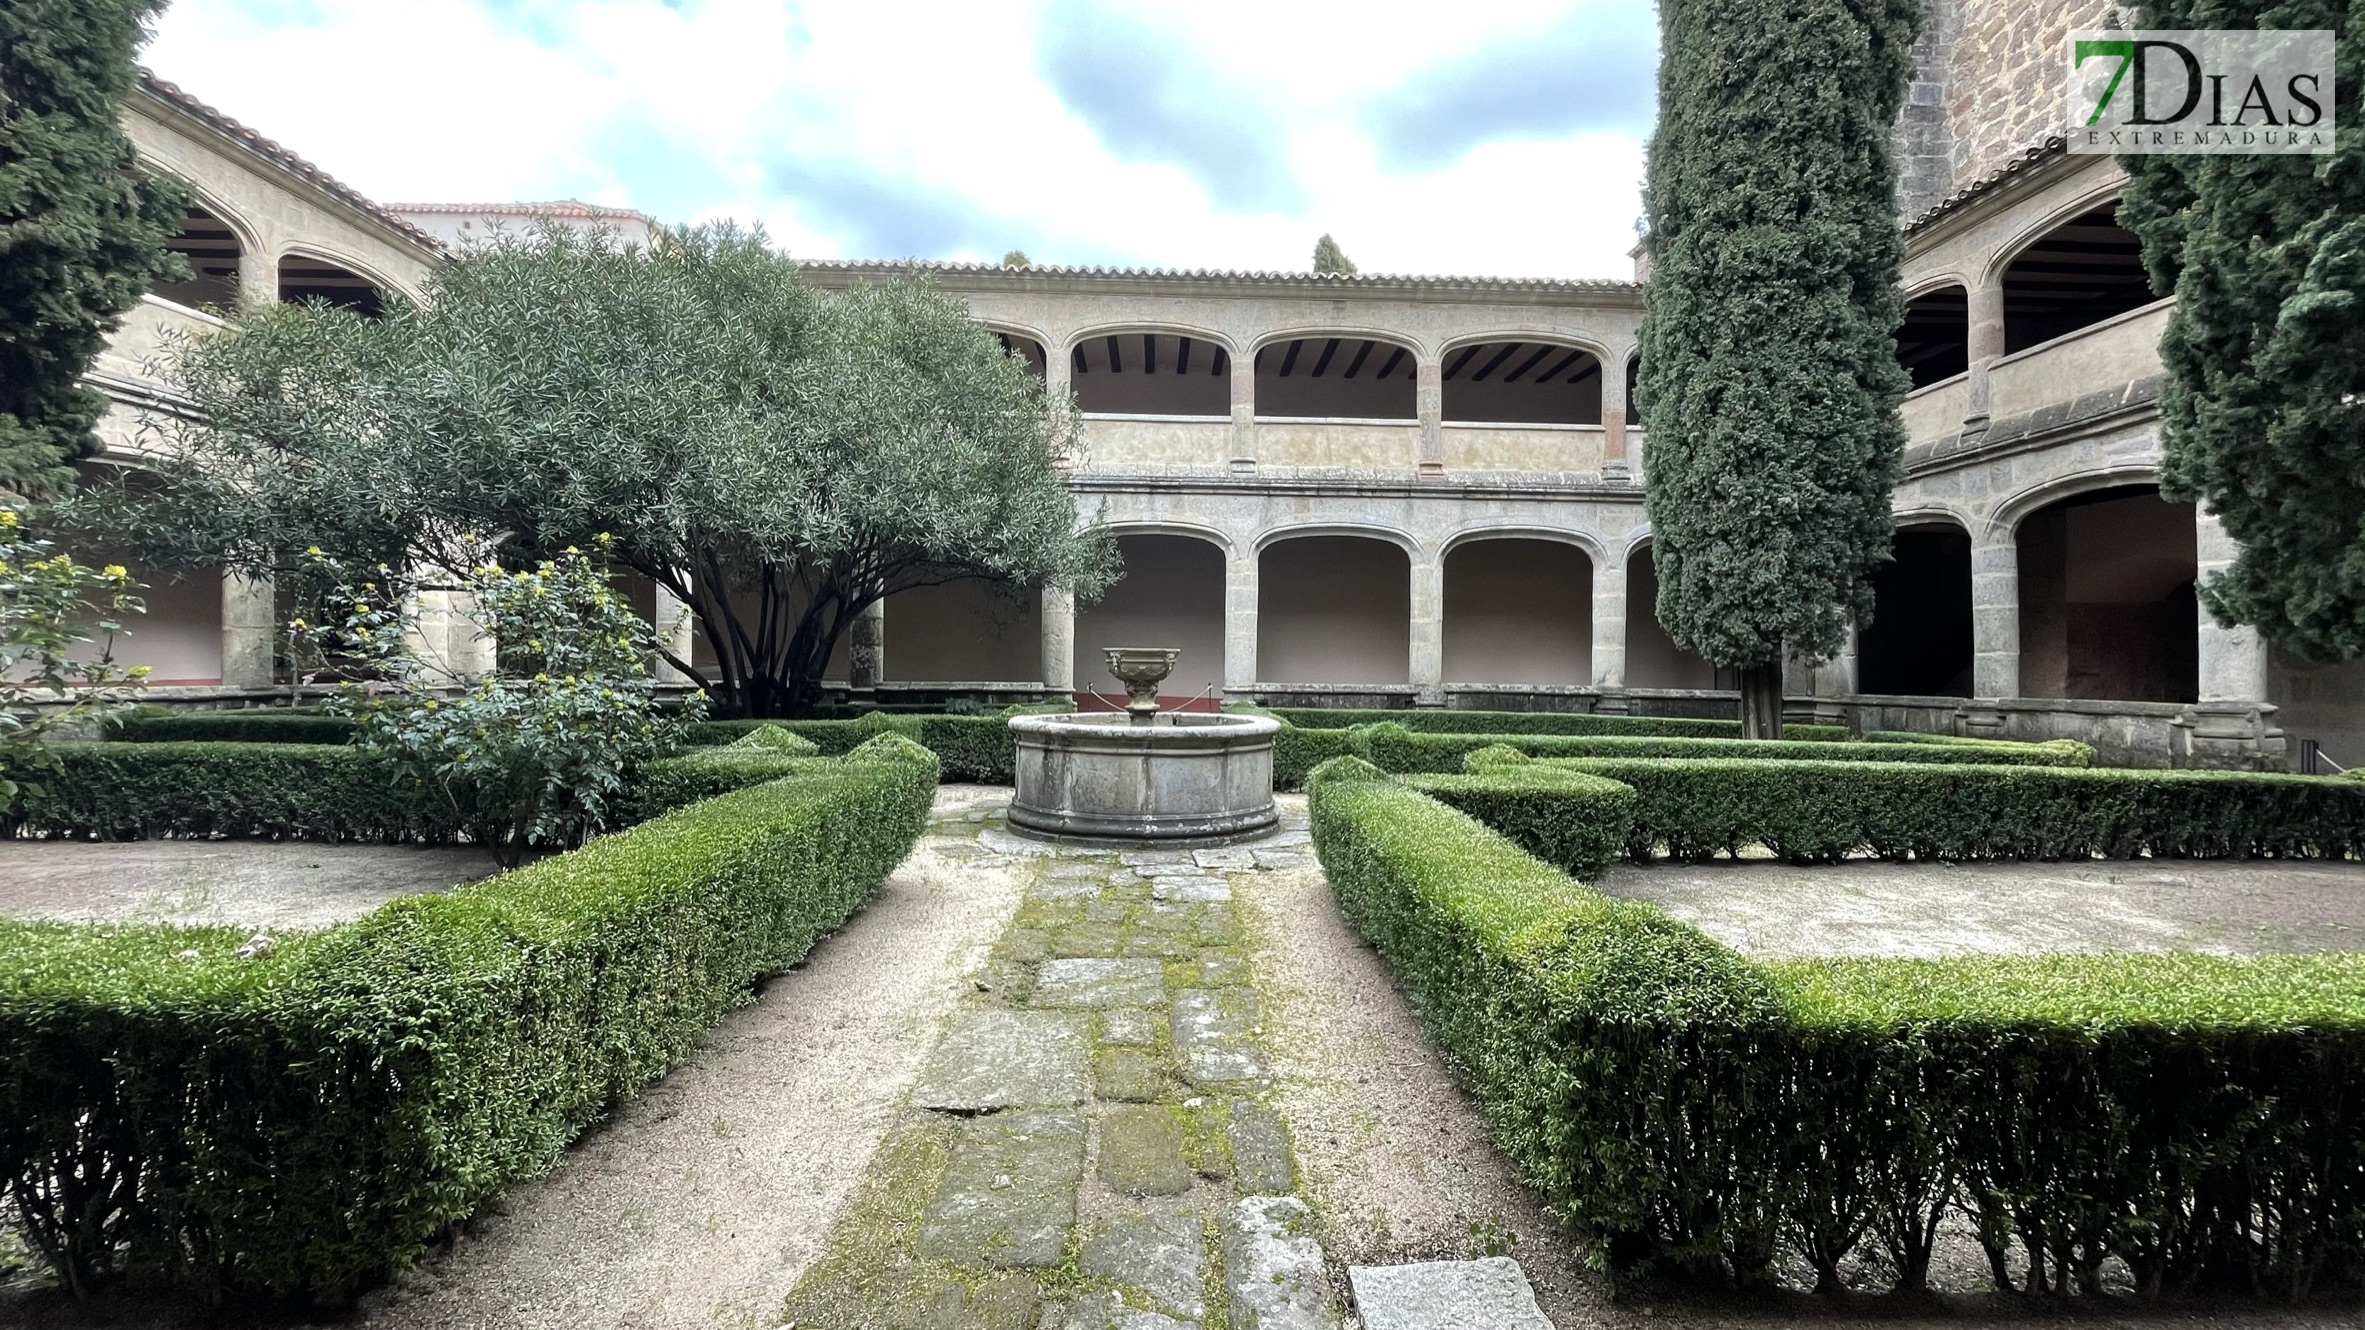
{"left": 1075, "top": 530, "right": 1229, "bottom": 699}
{"left": 1440, "top": 534, "right": 1594, "bottom": 685}
{"left": 1065, "top": 325, "right": 1237, "bottom": 416}
{"left": 982, "top": 324, "right": 1050, "bottom": 383}
{"left": 2012, "top": 481, "right": 2197, "bottom": 704}
{"left": 1252, "top": 521, "right": 1422, "bottom": 560}
{"left": 1439, "top": 524, "right": 1608, "bottom": 565}
{"left": 1994, "top": 462, "right": 2163, "bottom": 534}
{"left": 1250, "top": 329, "right": 1420, "bottom": 421}
{"left": 1989, "top": 194, "right": 2158, "bottom": 354}
{"left": 1622, "top": 536, "right": 1720, "bottom": 690}
{"left": 1256, "top": 531, "right": 1410, "bottom": 684}
{"left": 1861, "top": 512, "right": 1975, "bottom": 697}
{"left": 1436, "top": 335, "right": 1608, "bottom": 425}
{"left": 1980, "top": 179, "right": 2132, "bottom": 288}
{"left": 277, "top": 245, "right": 403, "bottom": 316}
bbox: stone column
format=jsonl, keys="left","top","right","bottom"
{"left": 651, "top": 580, "right": 696, "bottom": 685}
{"left": 220, "top": 572, "right": 276, "bottom": 689}
{"left": 1223, "top": 551, "right": 1258, "bottom": 695}
{"left": 1416, "top": 353, "right": 1445, "bottom": 478}
{"left": 848, "top": 598, "right": 885, "bottom": 691}
{"left": 1228, "top": 345, "right": 1257, "bottom": 474}
{"left": 2184, "top": 509, "right": 2281, "bottom": 769}
{"left": 239, "top": 246, "right": 276, "bottom": 307}
{"left": 1969, "top": 518, "right": 2019, "bottom": 699}
{"left": 1601, "top": 352, "right": 1631, "bottom": 482}
{"left": 1963, "top": 278, "right": 2007, "bottom": 432}
{"left": 1410, "top": 554, "right": 1445, "bottom": 702}
{"left": 1590, "top": 548, "right": 1627, "bottom": 689}
{"left": 1044, "top": 338, "right": 1075, "bottom": 470}
{"left": 1040, "top": 584, "right": 1075, "bottom": 694}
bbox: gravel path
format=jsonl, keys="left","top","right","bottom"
{"left": 1600, "top": 857, "right": 2365, "bottom": 959}
{"left": 0, "top": 839, "right": 494, "bottom": 930}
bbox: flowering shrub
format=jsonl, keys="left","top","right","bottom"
{"left": 0, "top": 500, "right": 147, "bottom": 810}
{"left": 294, "top": 538, "right": 696, "bottom": 865}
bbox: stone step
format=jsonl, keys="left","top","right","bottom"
{"left": 1346, "top": 1257, "right": 1553, "bottom": 1330}
{"left": 1224, "top": 1195, "right": 1338, "bottom": 1329}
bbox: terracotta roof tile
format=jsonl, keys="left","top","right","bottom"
{"left": 1903, "top": 136, "right": 2071, "bottom": 235}
{"left": 795, "top": 258, "right": 1637, "bottom": 294}
{"left": 137, "top": 70, "right": 445, "bottom": 255}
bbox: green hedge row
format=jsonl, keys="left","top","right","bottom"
{"left": 0, "top": 733, "right": 938, "bottom": 1297}
{"left": 3, "top": 743, "right": 460, "bottom": 842}
{"left": 1307, "top": 757, "right": 2365, "bottom": 1294}
{"left": 108, "top": 706, "right": 358, "bottom": 745}
{"left": 1268, "top": 705, "right": 1850, "bottom": 742}
{"left": 684, "top": 700, "right": 1072, "bottom": 782}
{"left": 1354, "top": 722, "right": 2092, "bottom": 775}
{"left": 1466, "top": 747, "right": 2365, "bottom": 862}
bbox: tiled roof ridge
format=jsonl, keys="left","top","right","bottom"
{"left": 387, "top": 199, "right": 657, "bottom": 222}
{"left": 137, "top": 70, "right": 445, "bottom": 254}
{"left": 1903, "top": 135, "right": 2071, "bottom": 235}
{"left": 796, "top": 258, "right": 1637, "bottom": 292}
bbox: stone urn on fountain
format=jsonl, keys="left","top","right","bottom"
{"left": 1005, "top": 647, "right": 1280, "bottom": 846}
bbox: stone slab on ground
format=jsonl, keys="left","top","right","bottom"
{"left": 1096, "top": 1047, "right": 1169, "bottom": 1102}
{"left": 1152, "top": 876, "right": 1234, "bottom": 903}
{"left": 910, "top": 1009, "right": 1089, "bottom": 1111}
{"left": 1224, "top": 1195, "right": 1336, "bottom": 1329}
{"left": 1347, "top": 1258, "right": 1552, "bottom": 1330}
{"left": 1078, "top": 1212, "right": 1208, "bottom": 1320}
{"left": 1100, "top": 1007, "right": 1163, "bottom": 1046}
{"left": 1052, "top": 1290, "right": 1195, "bottom": 1330}
{"left": 1600, "top": 857, "right": 2365, "bottom": 960}
{"left": 915, "top": 1109, "right": 1086, "bottom": 1269}
{"left": 1228, "top": 1100, "right": 1295, "bottom": 1194}
{"left": 0, "top": 840, "right": 490, "bottom": 931}
{"left": 1173, "top": 988, "right": 1267, "bottom": 1086}
{"left": 1037, "top": 957, "right": 1167, "bottom": 1008}
{"left": 1098, "top": 1105, "right": 1194, "bottom": 1196}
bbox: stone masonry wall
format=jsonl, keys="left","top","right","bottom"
{"left": 1941, "top": 0, "right": 2116, "bottom": 195}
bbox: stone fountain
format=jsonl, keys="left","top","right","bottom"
{"left": 1007, "top": 647, "right": 1280, "bottom": 846}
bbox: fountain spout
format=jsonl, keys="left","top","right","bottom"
{"left": 1104, "top": 647, "right": 1180, "bottom": 724}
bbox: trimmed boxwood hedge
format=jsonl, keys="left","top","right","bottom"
{"left": 1269, "top": 705, "right": 1849, "bottom": 742}
{"left": 1354, "top": 722, "right": 2092, "bottom": 775}
{"left": 1307, "top": 756, "right": 2365, "bottom": 1295}
{"left": 108, "top": 706, "right": 359, "bottom": 745}
{"left": 0, "top": 733, "right": 938, "bottom": 1297}
{"left": 4, "top": 742, "right": 460, "bottom": 842}
{"left": 1489, "top": 749, "right": 2365, "bottom": 863}
{"left": 684, "top": 701, "right": 1072, "bottom": 782}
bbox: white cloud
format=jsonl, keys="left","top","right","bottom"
{"left": 145, "top": 0, "right": 1654, "bottom": 279}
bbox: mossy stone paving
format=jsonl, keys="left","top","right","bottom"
{"left": 780, "top": 813, "right": 1336, "bottom": 1329}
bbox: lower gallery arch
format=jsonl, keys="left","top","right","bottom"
{"left": 1258, "top": 535, "right": 1408, "bottom": 684}
{"left": 1625, "top": 542, "right": 1718, "bottom": 690}
{"left": 2017, "top": 484, "right": 2197, "bottom": 703}
{"left": 1859, "top": 522, "right": 1973, "bottom": 696}
{"left": 1073, "top": 534, "right": 1226, "bottom": 701}
{"left": 883, "top": 579, "right": 1041, "bottom": 683}
{"left": 1442, "top": 538, "right": 1592, "bottom": 684}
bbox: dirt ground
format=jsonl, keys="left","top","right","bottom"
{"left": 1599, "top": 857, "right": 2365, "bottom": 959}
{"left": 0, "top": 839, "right": 496, "bottom": 931}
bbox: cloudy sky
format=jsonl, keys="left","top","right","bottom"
{"left": 144, "top": 0, "right": 1660, "bottom": 279}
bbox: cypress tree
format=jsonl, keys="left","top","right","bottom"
{"left": 0, "top": 0, "right": 187, "bottom": 498}
{"left": 1636, "top": 0, "right": 1920, "bottom": 736}
{"left": 1312, "top": 233, "right": 1358, "bottom": 275}
{"left": 2118, "top": 1, "right": 2365, "bottom": 662}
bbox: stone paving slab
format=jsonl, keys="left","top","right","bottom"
{"left": 911, "top": 1009, "right": 1089, "bottom": 1111}
{"left": 915, "top": 1109, "right": 1086, "bottom": 1269}
{"left": 1225, "top": 1195, "right": 1336, "bottom": 1329}
{"left": 1098, "top": 1105, "right": 1195, "bottom": 1196}
{"left": 1038, "top": 957, "right": 1168, "bottom": 1008}
{"left": 1078, "top": 1212, "right": 1208, "bottom": 1320}
{"left": 1347, "top": 1257, "right": 1552, "bottom": 1330}
{"left": 1152, "top": 877, "right": 1234, "bottom": 903}
{"left": 1100, "top": 1007, "right": 1163, "bottom": 1046}
{"left": 1096, "top": 1047, "right": 1169, "bottom": 1102}
{"left": 1228, "top": 1100, "right": 1295, "bottom": 1194}
{"left": 1173, "top": 988, "right": 1268, "bottom": 1087}
{"left": 1193, "top": 847, "right": 1259, "bottom": 870}
{"left": 1053, "top": 1289, "right": 1196, "bottom": 1330}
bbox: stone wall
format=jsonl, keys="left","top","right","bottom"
{"left": 1942, "top": 0, "right": 2112, "bottom": 194}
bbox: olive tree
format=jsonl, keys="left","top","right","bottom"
{"left": 100, "top": 224, "right": 1114, "bottom": 715}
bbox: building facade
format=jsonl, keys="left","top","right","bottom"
{"left": 78, "top": 2, "right": 2365, "bottom": 769}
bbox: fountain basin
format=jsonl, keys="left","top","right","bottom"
{"left": 1007, "top": 711, "right": 1281, "bottom": 846}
